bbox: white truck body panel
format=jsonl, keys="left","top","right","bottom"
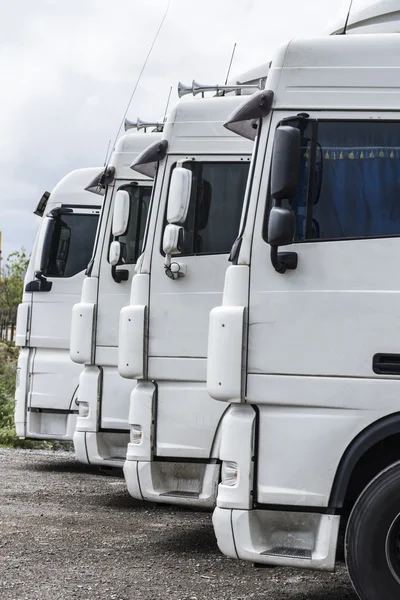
{"left": 208, "top": 34, "right": 400, "bottom": 571}
{"left": 121, "top": 91, "right": 257, "bottom": 507}
{"left": 71, "top": 133, "right": 159, "bottom": 467}
{"left": 14, "top": 167, "right": 102, "bottom": 440}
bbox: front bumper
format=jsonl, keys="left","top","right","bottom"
{"left": 73, "top": 431, "right": 129, "bottom": 468}
{"left": 124, "top": 459, "right": 220, "bottom": 509}
{"left": 213, "top": 507, "right": 340, "bottom": 571}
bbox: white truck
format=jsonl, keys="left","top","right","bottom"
{"left": 14, "top": 168, "right": 102, "bottom": 441}
{"left": 118, "top": 79, "right": 263, "bottom": 507}
{"left": 207, "top": 33, "right": 400, "bottom": 599}
{"left": 70, "top": 131, "right": 159, "bottom": 467}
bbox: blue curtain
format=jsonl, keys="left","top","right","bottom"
{"left": 313, "top": 147, "right": 400, "bottom": 239}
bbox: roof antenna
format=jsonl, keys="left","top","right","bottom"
{"left": 163, "top": 86, "right": 173, "bottom": 122}
{"left": 342, "top": 0, "right": 354, "bottom": 34}
{"left": 103, "top": 139, "right": 111, "bottom": 167}
{"left": 107, "top": 0, "right": 171, "bottom": 165}
{"left": 225, "top": 42, "right": 237, "bottom": 85}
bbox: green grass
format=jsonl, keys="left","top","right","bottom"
{"left": 0, "top": 341, "right": 72, "bottom": 450}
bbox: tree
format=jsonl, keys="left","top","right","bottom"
{"left": 0, "top": 249, "right": 30, "bottom": 317}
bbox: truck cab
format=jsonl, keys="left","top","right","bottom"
{"left": 14, "top": 168, "right": 102, "bottom": 441}
{"left": 208, "top": 34, "right": 400, "bottom": 600}
{"left": 118, "top": 81, "right": 263, "bottom": 507}
{"left": 70, "top": 131, "right": 159, "bottom": 467}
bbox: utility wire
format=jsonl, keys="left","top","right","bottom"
{"left": 107, "top": 0, "right": 171, "bottom": 163}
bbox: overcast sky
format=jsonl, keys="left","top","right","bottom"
{"left": 0, "top": 0, "right": 372, "bottom": 261}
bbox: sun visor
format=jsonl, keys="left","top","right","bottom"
{"left": 130, "top": 139, "right": 169, "bottom": 178}
{"left": 85, "top": 166, "right": 115, "bottom": 195}
{"left": 224, "top": 90, "right": 274, "bottom": 140}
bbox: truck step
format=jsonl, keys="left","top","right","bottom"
{"left": 159, "top": 491, "right": 200, "bottom": 498}
{"left": 260, "top": 547, "right": 312, "bottom": 560}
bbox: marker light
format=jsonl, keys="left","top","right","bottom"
{"left": 130, "top": 425, "right": 143, "bottom": 444}
{"left": 221, "top": 461, "right": 238, "bottom": 486}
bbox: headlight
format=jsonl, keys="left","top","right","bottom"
{"left": 130, "top": 425, "right": 143, "bottom": 444}
{"left": 78, "top": 401, "right": 89, "bottom": 418}
{"left": 221, "top": 461, "right": 238, "bottom": 486}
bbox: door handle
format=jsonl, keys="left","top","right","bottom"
{"left": 373, "top": 354, "right": 400, "bottom": 375}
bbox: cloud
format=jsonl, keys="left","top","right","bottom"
{"left": 0, "top": 0, "right": 363, "bottom": 259}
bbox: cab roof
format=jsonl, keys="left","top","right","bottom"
{"left": 269, "top": 33, "right": 400, "bottom": 111}
{"left": 164, "top": 95, "right": 254, "bottom": 155}
{"left": 109, "top": 131, "right": 162, "bottom": 180}
{"left": 48, "top": 167, "right": 104, "bottom": 208}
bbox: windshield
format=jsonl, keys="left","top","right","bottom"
{"left": 166, "top": 161, "right": 250, "bottom": 256}
{"left": 113, "top": 185, "right": 152, "bottom": 264}
{"left": 269, "top": 119, "right": 400, "bottom": 242}
{"left": 45, "top": 212, "right": 99, "bottom": 278}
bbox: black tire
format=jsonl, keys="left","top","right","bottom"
{"left": 345, "top": 461, "right": 400, "bottom": 600}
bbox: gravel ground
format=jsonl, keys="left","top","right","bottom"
{"left": 0, "top": 449, "right": 356, "bottom": 600}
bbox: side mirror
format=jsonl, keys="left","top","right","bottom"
{"left": 162, "top": 225, "right": 186, "bottom": 280}
{"left": 196, "top": 179, "right": 212, "bottom": 231}
{"left": 167, "top": 167, "right": 192, "bottom": 224}
{"left": 109, "top": 241, "right": 129, "bottom": 283}
{"left": 268, "top": 207, "right": 295, "bottom": 247}
{"left": 271, "top": 126, "right": 301, "bottom": 201}
{"left": 268, "top": 207, "right": 297, "bottom": 274}
{"left": 53, "top": 221, "right": 71, "bottom": 276}
{"left": 26, "top": 215, "right": 55, "bottom": 291}
{"left": 268, "top": 125, "right": 301, "bottom": 275}
{"left": 268, "top": 206, "right": 298, "bottom": 273}
{"left": 163, "top": 224, "right": 183, "bottom": 255}
{"left": 34, "top": 215, "right": 56, "bottom": 274}
{"left": 25, "top": 271, "right": 52, "bottom": 292}
{"left": 109, "top": 240, "right": 122, "bottom": 266}
{"left": 112, "top": 190, "right": 130, "bottom": 236}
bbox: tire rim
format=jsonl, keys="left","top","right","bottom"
{"left": 385, "top": 512, "right": 400, "bottom": 585}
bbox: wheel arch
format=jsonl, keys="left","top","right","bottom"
{"left": 330, "top": 412, "right": 400, "bottom": 509}
{"left": 209, "top": 404, "right": 232, "bottom": 460}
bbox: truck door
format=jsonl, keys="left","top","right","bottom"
{"left": 149, "top": 156, "right": 250, "bottom": 458}
{"left": 248, "top": 114, "right": 400, "bottom": 505}
{"left": 96, "top": 183, "right": 152, "bottom": 430}
{"left": 27, "top": 205, "right": 100, "bottom": 437}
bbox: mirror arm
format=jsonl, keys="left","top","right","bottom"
{"left": 270, "top": 247, "right": 298, "bottom": 274}
{"left": 111, "top": 265, "right": 129, "bottom": 284}
{"left": 25, "top": 270, "right": 52, "bottom": 292}
{"left": 164, "top": 253, "right": 186, "bottom": 280}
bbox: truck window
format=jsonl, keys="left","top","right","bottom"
{"left": 114, "top": 185, "right": 152, "bottom": 264}
{"left": 45, "top": 212, "right": 99, "bottom": 278}
{"left": 273, "top": 120, "right": 400, "bottom": 242}
{"left": 166, "top": 161, "right": 250, "bottom": 256}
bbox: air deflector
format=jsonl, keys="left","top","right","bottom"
{"left": 224, "top": 90, "right": 274, "bottom": 140}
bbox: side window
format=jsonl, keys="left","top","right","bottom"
{"left": 113, "top": 185, "right": 152, "bottom": 264}
{"left": 168, "top": 161, "right": 250, "bottom": 256}
{"left": 45, "top": 212, "right": 99, "bottom": 278}
{"left": 274, "top": 120, "right": 400, "bottom": 242}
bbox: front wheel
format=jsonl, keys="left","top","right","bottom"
{"left": 346, "top": 462, "right": 400, "bottom": 600}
